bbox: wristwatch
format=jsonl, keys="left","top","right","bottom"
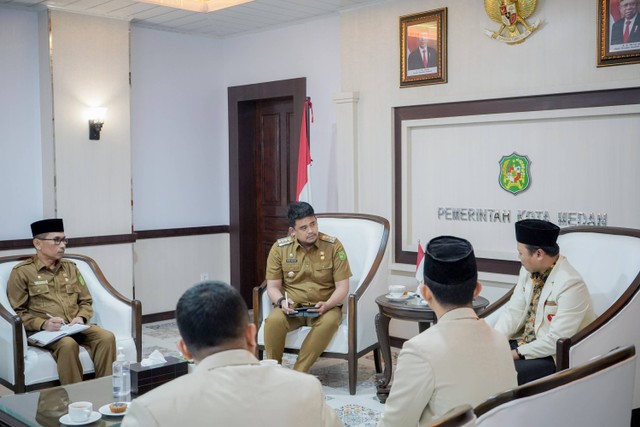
{"left": 275, "top": 296, "right": 286, "bottom": 308}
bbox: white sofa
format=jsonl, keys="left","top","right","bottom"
{"left": 253, "top": 213, "right": 390, "bottom": 395}
{"left": 0, "top": 253, "right": 141, "bottom": 393}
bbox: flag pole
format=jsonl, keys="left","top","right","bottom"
{"left": 305, "top": 96, "right": 311, "bottom": 149}
{"left": 296, "top": 98, "right": 313, "bottom": 203}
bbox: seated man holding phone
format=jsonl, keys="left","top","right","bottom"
{"left": 264, "top": 202, "right": 352, "bottom": 372}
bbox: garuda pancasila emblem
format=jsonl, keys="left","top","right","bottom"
{"left": 483, "top": 0, "right": 541, "bottom": 44}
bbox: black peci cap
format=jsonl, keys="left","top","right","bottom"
{"left": 423, "top": 236, "right": 477, "bottom": 288}
{"left": 515, "top": 219, "right": 560, "bottom": 247}
{"left": 31, "top": 219, "right": 64, "bottom": 237}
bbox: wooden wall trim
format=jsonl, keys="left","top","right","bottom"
{"left": 394, "top": 86, "right": 640, "bottom": 274}
{"left": 135, "top": 225, "right": 229, "bottom": 240}
{"left": 0, "top": 226, "right": 229, "bottom": 250}
{"left": 142, "top": 311, "right": 175, "bottom": 324}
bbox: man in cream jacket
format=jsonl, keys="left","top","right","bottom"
{"left": 122, "top": 281, "right": 342, "bottom": 427}
{"left": 379, "top": 236, "right": 517, "bottom": 427}
{"left": 494, "top": 219, "right": 595, "bottom": 384}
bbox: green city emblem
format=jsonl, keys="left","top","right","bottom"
{"left": 499, "top": 153, "right": 531, "bottom": 195}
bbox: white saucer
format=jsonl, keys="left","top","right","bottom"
{"left": 99, "top": 402, "right": 130, "bottom": 416}
{"left": 385, "top": 293, "right": 412, "bottom": 301}
{"left": 59, "top": 411, "right": 101, "bottom": 425}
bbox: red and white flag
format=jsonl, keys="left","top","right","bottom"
{"left": 415, "top": 241, "right": 425, "bottom": 283}
{"left": 296, "top": 98, "right": 314, "bottom": 203}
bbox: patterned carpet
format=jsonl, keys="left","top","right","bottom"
{"left": 142, "top": 320, "right": 398, "bottom": 426}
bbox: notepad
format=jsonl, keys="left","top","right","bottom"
{"left": 286, "top": 306, "right": 320, "bottom": 318}
{"left": 28, "top": 323, "right": 90, "bottom": 346}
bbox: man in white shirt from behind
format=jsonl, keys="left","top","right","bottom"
{"left": 122, "top": 281, "right": 343, "bottom": 427}
{"left": 378, "top": 236, "right": 517, "bottom": 426}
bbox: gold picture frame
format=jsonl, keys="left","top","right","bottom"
{"left": 598, "top": 0, "right": 640, "bottom": 67}
{"left": 400, "top": 8, "right": 448, "bottom": 87}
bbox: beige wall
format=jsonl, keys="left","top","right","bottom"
{"left": 133, "top": 234, "right": 230, "bottom": 314}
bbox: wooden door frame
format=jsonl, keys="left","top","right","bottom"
{"left": 228, "top": 77, "right": 306, "bottom": 306}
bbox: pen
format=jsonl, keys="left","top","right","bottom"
{"left": 47, "top": 313, "right": 66, "bottom": 325}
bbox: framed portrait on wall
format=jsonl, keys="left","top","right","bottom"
{"left": 400, "top": 8, "right": 447, "bottom": 87}
{"left": 598, "top": 0, "right": 640, "bottom": 66}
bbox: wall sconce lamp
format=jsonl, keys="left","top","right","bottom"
{"left": 87, "top": 108, "right": 107, "bottom": 140}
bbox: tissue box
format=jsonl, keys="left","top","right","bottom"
{"left": 130, "top": 356, "right": 189, "bottom": 395}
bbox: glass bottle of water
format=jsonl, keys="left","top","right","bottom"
{"left": 112, "top": 347, "right": 131, "bottom": 402}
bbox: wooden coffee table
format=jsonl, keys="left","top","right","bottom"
{"left": 0, "top": 376, "right": 122, "bottom": 427}
{"left": 374, "top": 294, "right": 489, "bottom": 403}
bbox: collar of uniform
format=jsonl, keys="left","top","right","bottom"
{"left": 195, "top": 349, "right": 260, "bottom": 373}
{"left": 33, "top": 255, "right": 60, "bottom": 273}
{"left": 292, "top": 235, "right": 320, "bottom": 252}
{"left": 438, "top": 307, "right": 478, "bottom": 322}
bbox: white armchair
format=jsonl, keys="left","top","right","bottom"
{"left": 479, "top": 226, "right": 640, "bottom": 409}
{"left": 0, "top": 254, "right": 141, "bottom": 393}
{"left": 474, "top": 345, "right": 636, "bottom": 427}
{"left": 253, "top": 213, "right": 390, "bottom": 395}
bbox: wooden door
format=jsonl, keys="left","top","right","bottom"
{"left": 228, "top": 78, "right": 305, "bottom": 307}
{"left": 254, "top": 98, "right": 294, "bottom": 284}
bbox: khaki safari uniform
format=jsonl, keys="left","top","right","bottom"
{"left": 264, "top": 232, "right": 352, "bottom": 372}
{"left": 7, "top": 256, "right": 116, "bottom": 384}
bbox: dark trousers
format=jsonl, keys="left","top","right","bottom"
{"left": 509, "top": 340, "right": 556, "bottom": 385}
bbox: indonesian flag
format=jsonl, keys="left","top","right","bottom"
{"left": 415, "top": 241, "right": 425, "bottom": 283}
{"left": 296, "top": 98, "right": 314, "bottom": 203}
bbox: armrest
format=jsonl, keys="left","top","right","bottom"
{"left": 0, "top": 303, "right": 26, "bottom": 392}
{"left": 253, "top": 280, "right": 268, "bottom": 331}
{"left": 478, "top": 287, "right": 514, "bottom": 319}
{"left": 65, "top": 255, "right": 142, "bottom": 361}
{"left": 556, "top": 277, "right": 640, "bottom": 371}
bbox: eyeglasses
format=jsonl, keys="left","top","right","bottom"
{"left": 38, "top": 237, "right": 69, "bottom": 245}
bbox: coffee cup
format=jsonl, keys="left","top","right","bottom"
{"left": 388, "top": 285, "right": 406, "bottom": 298}
{"left": 68, "top": 401, "right": 92, "bottom": 422}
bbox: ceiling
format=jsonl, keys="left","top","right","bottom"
{"left": 0, "top": 0, "right": 384, "bottom": 38}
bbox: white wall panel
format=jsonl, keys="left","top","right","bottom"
{"left": 0, "top": 9, "right": 43, "bottom": 239}
{"left": 130, "top": 27, "right": 227, "bottom": 230}
{"left": 49, "top": 12, "right": 132, "bottom": 237}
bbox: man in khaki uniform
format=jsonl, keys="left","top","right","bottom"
{"left": 264, "top": 202, "right": 352, "bottom": 372}
{"left": 7, "top": 218, "right": 116, "bottom": 384}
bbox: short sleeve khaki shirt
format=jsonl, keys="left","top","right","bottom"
{"left": 265, "top": 232, "right": 352, "bottom": 305}
{"left": 7, "top": 256, "right": 94, "bottom": 331}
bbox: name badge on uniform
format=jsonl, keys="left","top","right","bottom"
{"left": 33, "top": 280, "right": 48, "bottom": 286}
{"left": 285, "top": 259, "right": 298, "bottom": 263}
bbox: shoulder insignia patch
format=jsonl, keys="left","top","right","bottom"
{"left": 13, "top": 259, "right": 34, "bottom": 270}
{"left": 319, "top": 233, "right": 337, "bottom": 244}
{"left": 277, "top": 236, "right": 294, "bottom": 247}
